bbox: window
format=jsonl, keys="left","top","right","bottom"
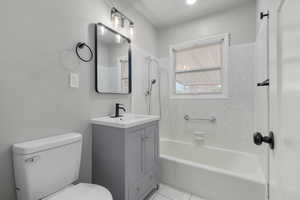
{"left": 170, "top": 34, "right": 229, "bottom": 98}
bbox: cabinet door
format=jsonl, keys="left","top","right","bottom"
{"left": 126, "top": 129, "right": 144, "bottom": 182}
{"left": 143, "top": 125, "right": 157, "bottom": 173}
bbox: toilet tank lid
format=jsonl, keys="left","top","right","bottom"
{"left": 13, "top": 133, "right": 82, "bottom": 155}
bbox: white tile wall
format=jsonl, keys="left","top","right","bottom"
{"left": 131, "top": 46, "right": 158, "bottom": 115}
{"left": 157, "top": 43, "right": 261, "bottom": 155}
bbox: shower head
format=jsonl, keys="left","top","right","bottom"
{"left": 145, "top": 79, "right": 157, "bottom": 97}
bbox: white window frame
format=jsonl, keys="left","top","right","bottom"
{"left": 169, "top": 33, "right": 229, "bottom": 99}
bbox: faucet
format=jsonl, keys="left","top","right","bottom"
{"left": 112, "top": 103, "right": 126, "bottom": 118}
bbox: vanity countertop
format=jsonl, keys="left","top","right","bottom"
{"left": 91, "top": 113, "right": 160, "bottom": 128}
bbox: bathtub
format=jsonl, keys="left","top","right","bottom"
{"left": 160, "top": 139, "right": 266, "bottom": 200}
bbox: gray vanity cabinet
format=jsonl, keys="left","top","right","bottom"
{"left": 92, "top": 121, "right": 159, "bottom": 200}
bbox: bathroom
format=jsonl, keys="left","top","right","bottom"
{"left": 0, "top": 0, "right": 299, "bottom": 200}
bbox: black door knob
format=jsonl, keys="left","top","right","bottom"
{"left": 253, "top": 132, "right": 263, "bottom": 145}
{"left": 253, "top": 132, "right": 275, "bottom": 149}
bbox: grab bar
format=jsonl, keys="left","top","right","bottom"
{"left": 184, "top": 115, "right": 216, "bottom": 122}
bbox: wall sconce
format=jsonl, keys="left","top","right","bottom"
{"left": 111, "top": 7, "right": 135, "bottom": 36}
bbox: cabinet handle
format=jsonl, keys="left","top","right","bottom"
{"left": 143, "top": 136, "right": 150, "bottom": 140}
{"left": 25, "top": 155, "right": 40, "bottom": 163}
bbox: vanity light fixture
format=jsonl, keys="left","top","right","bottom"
{"left": 186, "top": 0, "right": 197, "bottom": 5}
{"left": 111, "top": 7, "right": 135, "bottom": 36}
{"left": 129, "top": 22, "right": 134, "bottom": 36}
{"left": 100, "top": 25, "right": 106, "bottom": 36}
{"left": 116, "top": 34, "right": 121, "bottom": 43}
{"left": 113, "top": 14, "right": 120, "bottom": 27}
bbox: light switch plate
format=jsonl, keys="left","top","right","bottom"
{"left": 70, "top": 73, "right": 79, "bottom": 88}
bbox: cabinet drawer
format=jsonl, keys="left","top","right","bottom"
{"left": 139, "top": 171, "right": 157, "bottom": 200}
{"left": 129, "top": 171, "right": 157, "bottom": 200}
{"left": 128, "top": 181, "right": 143, "bottom": 200}
{"left": 144, "top": 171, "right": 157, "bottom": 192}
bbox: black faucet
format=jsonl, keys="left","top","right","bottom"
{"left": 112, "top": 103, "right": 126, "bottom": 118}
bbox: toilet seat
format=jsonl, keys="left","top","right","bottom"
{"left": 43, "top": 183, "right": 113, "bottom": 200}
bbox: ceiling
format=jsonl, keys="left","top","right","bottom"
{"left": 119, "top": 0, "right": 255, "bottom": 28}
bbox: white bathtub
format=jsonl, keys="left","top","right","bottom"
{"left": 160, "top": 139, "right": 266, "bottom": 200}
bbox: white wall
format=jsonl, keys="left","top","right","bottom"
{"left": 158, "top": 1, "right": 257, "bottom": 57}
{"left": 0, "top": 0, "right": 157, "bottom": 199}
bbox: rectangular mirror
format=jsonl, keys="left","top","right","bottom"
{"left": 95, "top": 23, "right": 132, "bottom": 94}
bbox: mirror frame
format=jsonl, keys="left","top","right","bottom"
{"left": 95, "top": 22, "right": 132, "bottom": 94}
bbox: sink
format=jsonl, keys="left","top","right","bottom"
{"left": 91, "top": 113, "right": 160, "bottom": 128}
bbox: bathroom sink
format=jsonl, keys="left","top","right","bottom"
{"left": 91, "top": 113, "right": 160, "bottom": 128}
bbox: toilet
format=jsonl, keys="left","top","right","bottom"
{"left": 12, "top": 133, "right": 113, "bottom": 200}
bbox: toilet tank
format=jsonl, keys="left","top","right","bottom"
{"left": 13, "top": 133, "right": 82, "bottom": 200}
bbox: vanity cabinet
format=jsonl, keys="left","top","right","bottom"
{"left": 92, "top": 121, "right": 160, "bottom": 200}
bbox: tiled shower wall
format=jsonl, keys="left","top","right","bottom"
{"left": 158, "top": 44, "right": 260, "bottom": 155}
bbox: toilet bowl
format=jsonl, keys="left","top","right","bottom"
{"left": 12, "top": 133, "right": 113, "bottom": 200}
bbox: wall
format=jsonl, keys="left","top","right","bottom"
{"left": 157, "top": 1, "right": 257, "bottom": 57}
{"left": 0, "top": 0, "right": 157, "bottom": 199}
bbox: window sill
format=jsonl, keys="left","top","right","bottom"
{"left": 169, "top": 94, "right": 228, "bottom": 100}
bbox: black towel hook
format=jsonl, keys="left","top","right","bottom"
{"left": 75, "top": 42, "right": 94, "bottom": 62}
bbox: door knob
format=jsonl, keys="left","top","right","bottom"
{"left": 253, "top": 131, "right": 274, "bottom": 149}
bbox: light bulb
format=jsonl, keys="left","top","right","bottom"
{"left": 129, "top": 22, "right": 134, "bottom": 36}
{"left": 116, "top": 34, "right": 121, "bottom": 43}
{"left": 130, "top": 27, "right": 134, "bottom": 36}
{"left": 186, "top": 0, "right": 197, "bottom": 5}
{"left": 100, "top": 25, "right": 105, "bottom": 36}
{"left": 113, "top": 15, "right": 120, "bottom": 28}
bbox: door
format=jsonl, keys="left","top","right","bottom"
{"left": 269, "top": 0, "right": 300, "bottom": 199}
{"left": 126, "top": 129, "right": 144, "bottom": 182}
{"left": 143, "top": 125, "right": 157, "bottom": 173}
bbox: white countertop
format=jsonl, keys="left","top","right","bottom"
{"left": 91, "top": 113, "right": 160, "bottom": 128}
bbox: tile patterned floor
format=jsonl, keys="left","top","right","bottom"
{"left": 149, "top": 184, "right": 206, "bottom": 200}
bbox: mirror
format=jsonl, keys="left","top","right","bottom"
{"left": 95, "top": 23, "right": 131, "bottom": 94}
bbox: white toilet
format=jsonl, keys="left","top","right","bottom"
{"left": 12, "top": 133, "right": 113, "bottom": 200}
